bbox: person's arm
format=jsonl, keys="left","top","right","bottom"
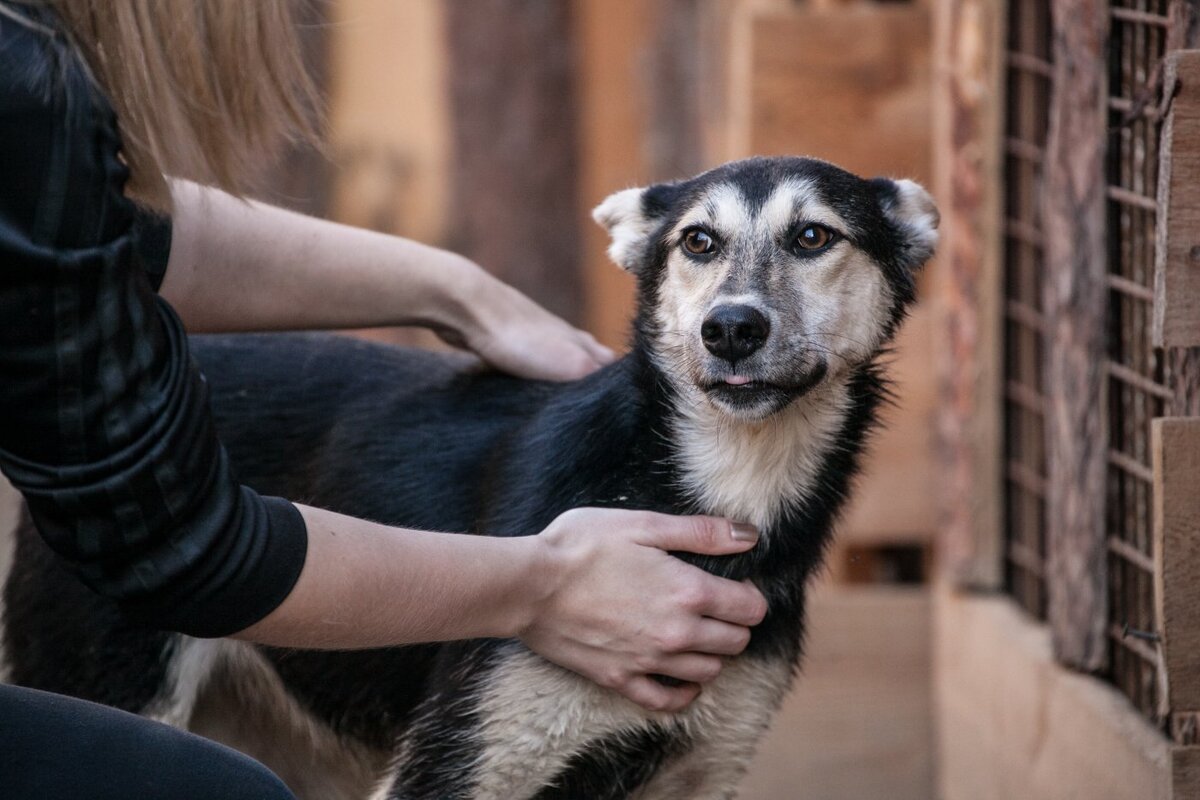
{"left": 159, "top": 180, "right": 613, "bottom": 381}
{"left": 239, "top": 506, "right": 766, "bottom": 712}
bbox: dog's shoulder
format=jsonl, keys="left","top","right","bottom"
{"left": 480, "top": 356, "right": 690, "bottom": 533}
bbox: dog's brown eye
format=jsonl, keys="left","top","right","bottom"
{"left": 795, "top": 224, "right": 833, "bottom": 251}
{"left": 682, "top": 229, "right": 716, "bottom": 255}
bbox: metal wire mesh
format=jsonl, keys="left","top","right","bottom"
{"left": 1105, "top": 0, "right": 1170, "bottom": 726}
{"left": 1001, "top": 0, "right": 1052, "bottom": 621}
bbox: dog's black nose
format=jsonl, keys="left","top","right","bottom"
{"left": 701, "top": 304, "right": 770, "bottom": 362}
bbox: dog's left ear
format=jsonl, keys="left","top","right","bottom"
{"left": 871, "top": 178, "right": 940, "bottom": 269}
{"left": 592, "top": 182, "right": 681, "bottom": 274}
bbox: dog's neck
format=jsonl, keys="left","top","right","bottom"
{"left": 625, "top": 338, "right": 857, "bottom": 536}
{"left": 666, "top": 375, "right": 854, "bottom": 534}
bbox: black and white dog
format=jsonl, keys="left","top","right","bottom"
{"left": 0, "top": 156, "right": 937, "bottom": 799}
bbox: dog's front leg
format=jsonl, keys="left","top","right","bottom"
{"left": 381, "top": 642, "right": 666, "bottom": 800}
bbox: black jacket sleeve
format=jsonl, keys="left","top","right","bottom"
{"left": 0, "top": 13, "right": 307, "bottom": 637}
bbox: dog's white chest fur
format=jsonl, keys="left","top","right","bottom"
{"left": 465, "top": 647, "right": 794, "bottom": 800}
{"left": 672, "top": 376, "right": 851, "bottom": 531}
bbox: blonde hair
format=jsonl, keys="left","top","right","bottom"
{"left": 36, "top": 0, "right": 322, "bottom": 210}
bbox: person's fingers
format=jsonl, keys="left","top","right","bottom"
{"left": 553, "top": 349, "right": 601, "bottom": 381}
{"left": 646, "top": 653, "right": 725, "bottom": 684}
{"left": 686, "top": 618, "right": 755, "bottom": 656}
{"left": 629, "top": 512, "right": 759, "bottom": 556}
{"left": 688, "top": 576, "right": 768, "bottom": 628}
{"left": 620, "top": 675, "right": 701, "bottom": 713}
{"left": 579, "top": 332, "right": 617, "bottom": 365}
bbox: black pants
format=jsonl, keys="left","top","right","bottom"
{"left": 0, "top": 684, "right": 295, "bottom": 799}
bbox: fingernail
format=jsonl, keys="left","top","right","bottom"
{"left": 730, "top": 522, "right": 759, "bottom": 542}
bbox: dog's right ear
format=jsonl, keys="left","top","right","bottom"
{"left": 591, "top": 182, "right": 681, "bottom": 274}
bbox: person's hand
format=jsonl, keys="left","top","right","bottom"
{"left": 520, "top": 508, "right": 767, "bottom": 713}
{"left": 445, "top": 270, "right": 616, "bottom": 381}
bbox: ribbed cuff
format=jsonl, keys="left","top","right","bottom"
{"left": 117, "top": 494, "right": 308, "bottom": 638}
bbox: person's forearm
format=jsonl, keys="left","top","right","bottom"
{"left": 159, "top": 180, "right": 493, "bottom": 334}
{"left": 234, "top": 505, "right": 767, "bottom": 711}
{"left": 234, "top": 504, "right": 550, "bottom": 649}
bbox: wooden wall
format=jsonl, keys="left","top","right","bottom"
{"left": 328, "top": 0, "right": 450, "bottom": 246}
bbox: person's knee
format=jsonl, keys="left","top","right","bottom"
{"left": 165, "top": 734, "right": 296, "bottom": 800}
{"left": 226, "top": 757, "right": 295, "bottom": 800}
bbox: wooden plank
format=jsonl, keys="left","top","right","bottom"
{"left": 324, "top": 0, "right": 452, "bottom": 349}
{"left": 1153, "top": 418, "right": 1200, "bottom": 714}
{"left": 1162, "top": 6, "right": 1200, "bottom": 416}
{"left": 574, "top": 0, "right": 723, "bottom": 350}
{"left": 930, "top": 0, "right": 1006, "bottom": 587}
{"left": 1154, "top": 51, "right": 1200, "bottom": 348}
{"left": 738, "top": 4, "right": 932, "bottom": 178}
{"left": 1171, "top": 746, "right": 1200, "bottom": 799}
{"left": 445, "top": 0, "right": 583, "bottom": 323}
{"left": 1041, "top": 0, "right": 1110, "bottom": 671}
{"left": 257, "top": 0, "right": 331, "bottom": 217}
{"left": 574, "top": 0, "right": 652, "bottom": 350}
{"left": 1166, "top": 347, "right": 1200, "bottom": 415}
{"left": 328, "top": 0, "right": 450, "bottom": 245}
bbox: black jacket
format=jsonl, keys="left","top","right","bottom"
{"left": 0, "top": 5, "right": 306, "bottom": 637}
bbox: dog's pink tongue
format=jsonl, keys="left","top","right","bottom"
{"left": 725, "top": 375, "right": 752, "bottom": 386}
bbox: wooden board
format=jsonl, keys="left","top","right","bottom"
{"left": 930, "top": 0, "right": 1007, "bottom": 587}
{"left": 1155, "top": 51, "right": 1200, "bottom": 347}
{"left": 327, "top": 0, "right": 450, "bottom": 245}
{"left": 1041, "top": 0, "right": 1110, "bottom": 671}
{"left": 1153, "top": 418, "right": 1200, "bottom": 712}
{"left": 734, "top": 4, "right": 932, "bottom": 179}
{"left": 445, "top": 0, "right": 583, "bottom": 323}
{"left": 573, "top": 0, "right": 643, "bottom": 349}
{"left": 1171, "top": 745, "right": 1200, "bottom": 799}
{"left": 574, "top": 0, "right": 706, "bottom": 350}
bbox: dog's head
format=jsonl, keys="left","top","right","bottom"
{"left": 594, "top": 156, "right": 937, "bottom": 421}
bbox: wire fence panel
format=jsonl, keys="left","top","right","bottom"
{"left": 1002, "top": 0, "right": 1052, "bottom": 621}
{"left": 1105, "top": 0, "right": 1171, "bottom": 727}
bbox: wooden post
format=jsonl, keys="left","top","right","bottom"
{"left": 1041, "top": 0, "right": 1109, "bottom": 671}
{"left": 258, "top": 0, "right": 332, "bottom": 217}
{"left": 1158, "top": 22, "right": 1200, "bottom": 416}
{"left": 1159, "top": 15, "right": 1200, "bottom": 796}
{"left": 642, "top": 0, "right": 705, "bottom": 180}
{"left": 1173, "top": 747, "right": 1200, "bottom": 800}
{"left": 932, "top": 0, "right": 1006, "bottom": 588}
{"left": 1153, "top": 418, "right": 1200, "bottom": 712}
{"left": 445, "top": 0, "right": 583, "bottom": 323}
{"left": 1154, "top": 419, "right": 1200, "bottom": 800}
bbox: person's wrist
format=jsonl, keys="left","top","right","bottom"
{"left": 415, "top": 250, "right": 475, "bottom": 327}
{"left": 512, "top": 530, "right": 568, "bottom": 642}
{"left": 428, "top": 253, "right": 504, "bottom": 345}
